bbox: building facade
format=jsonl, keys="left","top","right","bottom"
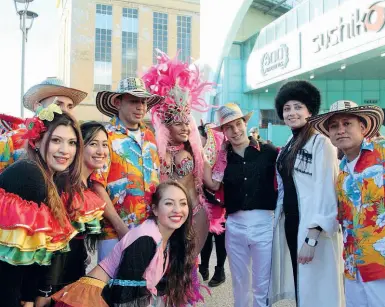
{"left": 202, "top": 0, "right": 385, "bottom": 146}
{"left": 57, "top": 0, "right": 200, "bottom": 121}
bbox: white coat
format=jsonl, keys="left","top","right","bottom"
{"left": 269, "top": 133, "right": 345, "bottom": 307}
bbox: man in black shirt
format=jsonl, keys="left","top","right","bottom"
{"left": 204, "top": 103, "right": 277, "bottom": 307}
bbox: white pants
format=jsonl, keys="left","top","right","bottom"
{"left": 345, "top": 272, "right": 385, "bottom": 307}
{"left": 225, "top": 209, "right": 274, "bottom": 307}
{"left": 97, "top": 238, "right": 119, "bottom": 263}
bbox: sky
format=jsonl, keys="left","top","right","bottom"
{"left": 0, "top": 0, "right": 59, "bottom": 117}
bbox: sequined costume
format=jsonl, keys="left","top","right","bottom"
{"left": 142, "top": 50, "right": 214, "bottom": 305}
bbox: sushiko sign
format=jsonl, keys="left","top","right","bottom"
{"left": 301, "top": 0, "right": 385, "bottom": 66}
{"left": 312, "top": 1, "right": 385, "bottom": 53}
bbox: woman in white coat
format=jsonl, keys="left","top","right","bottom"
{"left": 269, "top": 81, "right": 344, "bottom": 307}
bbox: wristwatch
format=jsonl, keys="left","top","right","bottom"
{"left": 305, "top": 237, "right": 318, "bottom": 247}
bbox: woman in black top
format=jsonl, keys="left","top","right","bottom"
{"left": 36, "top": 122, "right": 108, "bottom": 306}
{"left": 0, "top": 108, "right": 83, "bottom": 307}
{"left": 272, "top": 81, "right": 343, "bottom": 307}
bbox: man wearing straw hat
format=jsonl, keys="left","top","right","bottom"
{"left": 90, "top": 77, "right": 164, "bottom": 262}
{"left": 203, "top": 102, "right": 278, "bottom": 307}
{"left": 0, "top": 77, "right": 87, "bottom": 171}
{"left": 308, "top": 100, "right": 385, "bottom": 307}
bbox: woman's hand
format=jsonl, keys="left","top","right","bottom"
{"left": 297, "top": 242, "right": 315, "bottom": 264}
{"left": 35, "top": 296, "right": 52, "bottom": 307}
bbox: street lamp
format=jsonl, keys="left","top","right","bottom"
{"left": 14, "top": 0, "right": 38, "bottom": 118}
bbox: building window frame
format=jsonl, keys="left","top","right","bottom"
{"left": 153, "top": 12, "right": 168, "bottom": 63}
{"left": 177, "top": 15, "right": 192, "bottom": 63}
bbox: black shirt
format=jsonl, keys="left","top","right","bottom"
{"left": 223, "top": 139, "right": 278, "bottom": 214}
{"left": 0, "top": 159, "right": 46, "bottom": 204}
{"left": 102, "top": 236, "right": 168, "bottom": 305}
{"left": 277, "top": 129, "right": 301, "bottom": 216}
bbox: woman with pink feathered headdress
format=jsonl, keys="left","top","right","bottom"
{"left": 142, "top": 50, "right": 213, "bottom": 304}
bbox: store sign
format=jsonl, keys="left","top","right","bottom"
{"left": 261, "top": 44, "right": 289, "bottom": 76}
{"left": 247, "top": 32, "right": 301, "bottom": 86}
{"left": 364, "top": 99, "right": 379, "bottom": 104}
{"left": 302, "top": 0, "right": 385, "bottom": 67}
{"left": 312, "top": 1, "right": 385, "bottom": 53}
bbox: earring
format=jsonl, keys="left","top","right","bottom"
{"left": 35, "top": 147, "right": 40, "bottom": 152}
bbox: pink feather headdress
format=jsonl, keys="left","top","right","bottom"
{"left": 142, "top": 50, "right": 213, "bottom": 125}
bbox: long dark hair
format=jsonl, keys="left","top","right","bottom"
{"left": 80, "top": 121, "right": 108, "bottom": 252}
{"left": 284, "top": 123, "right": 315, "bottom": 173}
{"left": 26, "top": 112, "right": 83, "bottom": 226}
{"left": 149, "top": 181, "right": 196, "bottom": 306}
{"left": 80, "top": 121, "right": 108, "bottom": 146}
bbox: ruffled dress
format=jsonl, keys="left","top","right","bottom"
{"left": 43, "top": 188, "right": 106, "bottom": 293}
{"left": 0, "top": 160, "right": 77, "bottom": 305}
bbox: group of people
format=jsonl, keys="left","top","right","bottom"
{"left": 0, "top": 50, "right": 384, "bottom": 307}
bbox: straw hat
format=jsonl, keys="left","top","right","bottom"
{"left": 23, "top": 77, "right": 87, "bottom": 111}
{"left": 95, "top": 77, "right": 164, "bottom": 118}
{"left": 213, "top": 103, "right": 253, "bottom": 131}
{"left": 307, "top": 100, "right": 384, "bottom": 138}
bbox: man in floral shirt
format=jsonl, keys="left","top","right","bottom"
{"left": 308, "top": 100, "right": 385, "bottom": 307}
{"left": 92, "top": 77, "right": 163, "bottom": 262}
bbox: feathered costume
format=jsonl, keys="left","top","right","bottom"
{"left": 142, "top": 50, "right": 214, "bottom": 304}
{"left": 201, "top": 123, "right": 226, "bottom": 234}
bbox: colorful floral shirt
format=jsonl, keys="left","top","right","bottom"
{"left": 336, "top": 139, "right": 385, "bottom": 282}
{"left": 91, "top": 117, "right": 159, "bottom": 239}
{"left": 0, "top": 127, "right": 27, "bottom": 172}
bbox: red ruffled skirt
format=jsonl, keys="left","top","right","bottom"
{"left": 0, "top": 188, "right": 77, "bottom": 265}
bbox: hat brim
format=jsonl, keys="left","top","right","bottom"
{"left": 96, "top": 90, "right": 164, "bottom": 118}
{"left": 23, "top": 84, "right": 87, "bottom": 111}
{"left": 307, "top": 105, "right": 384, "bottom": 139}
{"left": 212, "top": 111, "right": 254, "bottom": 131}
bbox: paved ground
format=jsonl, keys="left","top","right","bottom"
{"left": 90, "top": 247, "right": 295, "bottom": 307}
{"left": 196, "top": 249, "right": 295, "bottom": 307}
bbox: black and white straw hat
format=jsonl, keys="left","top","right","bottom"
{"left": 307, "top": 100, "right": 384, "bottom": 138}
{"left": 96, "top": 77, "right": 164, "bottom": 118}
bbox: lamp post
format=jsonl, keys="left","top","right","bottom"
{"left": 14, "top": 0, "right": 38, "bottom": 118}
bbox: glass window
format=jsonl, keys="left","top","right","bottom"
{"left": 94, "top": 4, "right": 112, "bottom": 91}
{"left": 297, "top": 2, "right": 309, "bottom": 28}
{"left": 257, "top": 30, "right": 266, "bottom": 49}
{"left": 260, "top": 110, "right": 284, "bottom": 128}
{"left": 275, "top": 17, "right": 286, "bottom": 39}
{"left": 153, "top": 12, "right": 168, "bottom": 63}
{"left": 94, "top": 84, "right": 111, "bottom": 91}
{"left": 324, "top": 0, "right": 338, "bottom": 13}
{"left": 285, "top": 9, "right": 297, "bottom": 34}
{"left": 177, "top": 15, "right": 192, "bottom": 63}
{"left": 122, "top": 8, "right": 138, "bottom": 78}
{"left": 310, "top": 0, "right": 323, "bottom": 21}
{"left": 229, "top": 43, "right": 241, "bottom": 59}
{"left": 265, "top": 25, "right": 275, "bottom": 45}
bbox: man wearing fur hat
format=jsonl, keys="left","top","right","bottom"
{"left": 0, "top": 77, "right": 87, "bottom": 171}
{"left": 90, "top": 77, "right": 164, "bottom": 261}
{"left": 204, "top": 103, "right": 278, "bottom": 307}
{"left": 308, "top": 101, "right": 385, "bottom": 306}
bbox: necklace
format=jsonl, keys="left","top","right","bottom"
{"left": 167, "top": 143, "right": 184, "bottom": 153}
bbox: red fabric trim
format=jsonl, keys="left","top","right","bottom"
{"left": 0, "top": 188, "right": 74, "bottom": 242}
